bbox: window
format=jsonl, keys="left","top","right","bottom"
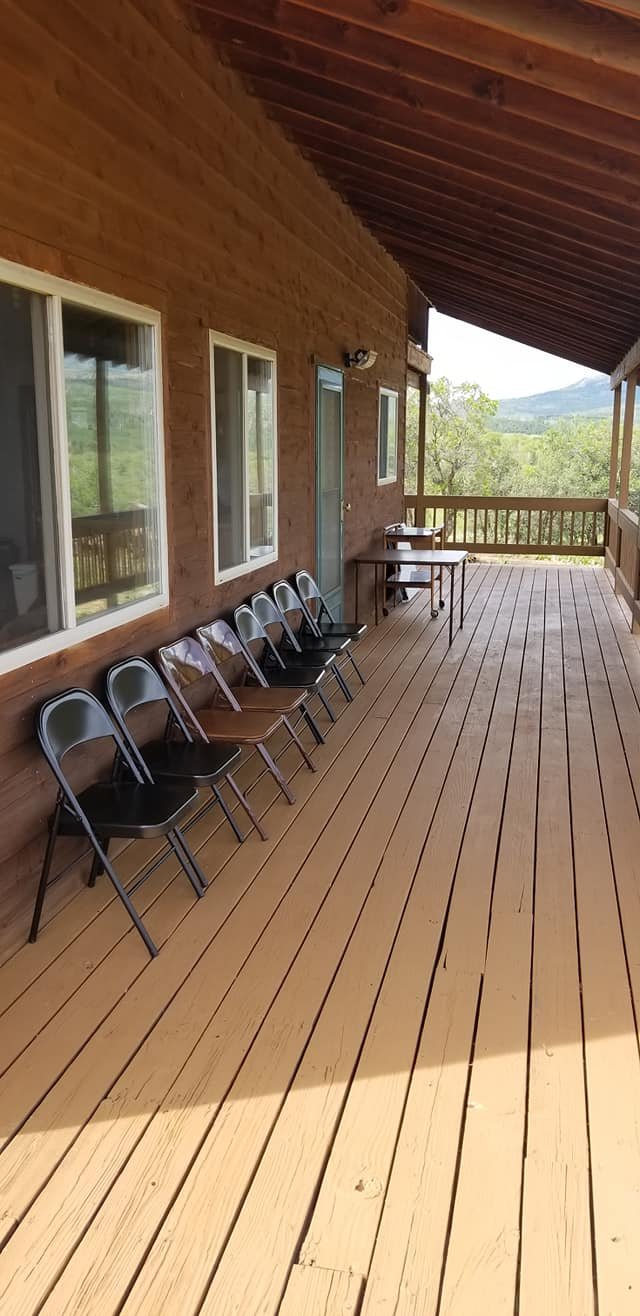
{"left": 378, "top": 387, "right": 399, "bottom": 485}
{"left": 210, "top": 331, "right": 278, "bottom": 582}
{"left": 0, "top": 260, "right": 167, "bottom": 674}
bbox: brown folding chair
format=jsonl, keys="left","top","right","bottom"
{"left": 158, "top": 637, "right": 315, "bottom": 828}
{"left": 196, "top": 618, "right": 325, "bottom": 746}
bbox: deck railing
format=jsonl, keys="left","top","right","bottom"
{"left": 404, "top": 495, "right": 608, "bottom": 556}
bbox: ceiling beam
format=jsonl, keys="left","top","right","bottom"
{"left": 210, "top": 24, "right": 640, "bottom": 191}
{"left": 418, "top": 0, "right": 640, "bottom": 71}
{"left": 196, "top": 2, "right": 640, "bottom": 156}
{"left": 235, "top": 0, "right": 640, "bottom": 119}
{"left": 233, "top": 53, "right": 640, "bottom": 212}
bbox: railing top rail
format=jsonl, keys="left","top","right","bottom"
{"left": 405, "top": 495, "right": 608, "bottom": 512}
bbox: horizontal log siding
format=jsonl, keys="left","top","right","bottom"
{"left": 0, "top": 0, "right": 407, "bottom": 957}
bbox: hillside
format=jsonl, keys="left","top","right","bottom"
{"left": 497, "top": 373, "right": 611, "bottom": 422}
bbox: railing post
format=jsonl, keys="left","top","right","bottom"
{"left": 618, "top": 369, "right": 637, "bottom": 509}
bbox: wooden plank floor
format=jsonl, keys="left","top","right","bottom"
{"left": 1, "top": 563, "right": 640, "bottom": 1314}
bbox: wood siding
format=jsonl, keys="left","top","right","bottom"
{"left": 0, "top": 0, "right": 407, "bottom": 957}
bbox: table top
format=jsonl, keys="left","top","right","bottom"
{"left": 385, "top": 524, "right": 445, "bottom": 539}
{"left": 355, "top": 549, "right": 468, "bottom": 566}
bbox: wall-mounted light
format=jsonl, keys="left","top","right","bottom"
{"left": 344, "top": 347, "right": 378, "bottom": 370}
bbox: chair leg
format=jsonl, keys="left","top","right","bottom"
{"left": 90, "top": 837, "right": 158, "bottom": 957}
{"left": 29, "top": 796, "right": 62, "bottom": 944}
{"left": 332, "top": 663, "right": 353, "bottom": 703}
{"left": 303, "top": 702, "right": 325, "bottom": 745}
{"left": 168, "top": 828, "right": 207, "bottom": 897}
{"left": 211, "top": 781, "right": 245, "bottom": 843}
{"left": 88, "top": 837, "right": 109, "bottom": 887}
{"left": 256, "top": 741, "right": 296, "bottom": 805}
{"left": 225, "top": 771, "right": 268, "bottom": 842}
{"left": 283, "top": 716, "right": 316, "bottom": 773}
{"left": 347, "top": 649, "right": 366, "bottom": 686}
{"left": 316, "top": 685, "right": 337, "bottom": 723}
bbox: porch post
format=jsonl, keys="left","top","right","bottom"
{"left": 608, "top": 383, "right": 622, "bottom": 499}
{"left": 618, "top": 369, "right": 637, "bottom": 509}
{"left": 416, "top": 374, "right": 427, "bottom": 527}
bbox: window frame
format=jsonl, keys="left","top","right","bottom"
{"left": 377, "top": 385, "right": 399, "bottom": 486}
{"left": 209, "top": 329, "right": 279, "bottom": 585}
{"left": 0, "top": 256, "right": 169, "bottom": 677}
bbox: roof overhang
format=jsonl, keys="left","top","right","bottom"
{"left": 190, "top": 0, "right": 640, "bottom": 373}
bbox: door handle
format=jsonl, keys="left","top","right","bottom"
{"left": 342, "top": 501, "right": 352, "bottom": 512}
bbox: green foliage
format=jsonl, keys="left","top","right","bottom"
{"left": 406, "top": 375, "right": 639, "bottom": 506}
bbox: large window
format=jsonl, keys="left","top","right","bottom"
{"left": 210, "top": 332, "right": 277, "bottom": 582}
{"left": 378, "top": 387, "right": 399, "bottom": 485}
{"left": 0, "top": 261, "right": 166, "bottom": 673}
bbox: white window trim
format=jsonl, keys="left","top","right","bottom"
{"left": 210, "top": 329, "right": 279, "bottom": 585}
{"left": 377, "top": 386, "right": 399, "bottom": 486}
{"left": 0, "top": 256, "right": 169, "bottom": 677}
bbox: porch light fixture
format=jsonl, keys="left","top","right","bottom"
{"left": 344, "top": 347, "right": 378, "bottom": 370}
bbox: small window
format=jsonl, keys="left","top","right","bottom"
{"left": 378, "top": 387, "right": 398, "bottom": 485}
{"left": 0, "top": 263, "right": 167, "bottom": 674}
{"left": 210, "top": 332, "right": 278, "bottom": 583}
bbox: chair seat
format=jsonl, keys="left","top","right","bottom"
{"left": 61, "top": 781, "right": 198, "bottom": 839}
{"left": 198, "top": 708, "right": 284, "bottom": 744}
{"left": 263, "top": 666, "right": 327, "bottom": 690}
{"left": 142, "top": 739, "right": 241, "bottom": 784}
{"left": 295, "top": 633, "right": 351, "bottom": 653}
{"left": 272, "top": 650, "right": 335, "bottom": 672}
{"left": 316, "top": 620, "right": 367, "bottom": 639}
{"left": 230, "top": 686, "right": 308, "bottom": 714}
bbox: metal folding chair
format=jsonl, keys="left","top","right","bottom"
{"left": 32, "top": 688, "right": 209, "bottom": 958}
{"left": 295, "top": 570, "right": 367, "bottom": 685}
{"left": 197, "top": 618, "right": 325, "bottom": 746}
{"left": 106, "top": 655, "right": 249, "bottom": 846}
{"left": 234, "top": 603, "right": 337, "bottom": 726}
{"left": 271, "top": 582, "right": 359, "bottom": 698}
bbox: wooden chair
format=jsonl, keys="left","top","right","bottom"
{"left": 234, "top": 603, "right": 338, "bottom": 726}
{"left": 158, "top": 636, "right": 313, "bottom": 822}
{"left": 197, "top": 618, "right": 325, "bottom": 746}
{"left": 32, "top": 688, "right": 208, "bottom": 958}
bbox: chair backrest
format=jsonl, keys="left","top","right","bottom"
{"left": 234, "top": 604, "right": 284, "bottom": 675}
{"left": 270, "top": 582, "right": 307, "bottom": 648}
{"left": 158, "top": 635, "right": 242, "bottom": 729}
{"left": 37, "top": 688, "right": 143, "bottom": 799}
{"left": 251, "top": 591, "right": 301, "bottom": 654}
{"left": 106, "top": 657, "right": 195, "bottom": 768}
{"left": 197, "top": 619, "right": 256, "bottom": 688}
{"left": 295, "top": 570, "right": 331, "bottom": 625}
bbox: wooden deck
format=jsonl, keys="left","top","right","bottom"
{"left": 0, "top": 563, "right": 640, "bottom": 1314}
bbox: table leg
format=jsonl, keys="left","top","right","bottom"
{"left": 460, "top": 558, "right": 466, "bottom": 631}
{"left": 449, "top": 565, "right": 455, "bottom": 646}
{"left": 374, "top": 564, "right": 379, "bottom": 627}
{"left": 355, "top": 560, "right": 359, "bottom": 624}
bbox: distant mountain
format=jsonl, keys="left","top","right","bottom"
{"left": 497, "top": 374, "right": 611, "bottom": 421}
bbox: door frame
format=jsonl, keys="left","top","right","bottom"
{"left": 315, "top": 364, "right": 345, "bottom": 618}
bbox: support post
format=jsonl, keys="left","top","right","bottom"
{"left": 416, "top": 374, "right": 427, "bottom": 527}
{"left": 608, "top": 383, "right": 622, "bottom": 499}
{"left": 618, "top": 369, "right": 637, "bottom": 509}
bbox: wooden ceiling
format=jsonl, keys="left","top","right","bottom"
{"left": 190, "top": 0, "right": 640, "bottom": 373}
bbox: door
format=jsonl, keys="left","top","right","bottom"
{"left": 316, "top": 365, "right": 344, "bottom": 618}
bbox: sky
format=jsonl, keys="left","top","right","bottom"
{"left": 429, "top": 310, "right": 605, "bottom": 400}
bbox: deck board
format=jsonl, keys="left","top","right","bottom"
{"left": 0, "top": 564, "right": 638, "bottom": 1314}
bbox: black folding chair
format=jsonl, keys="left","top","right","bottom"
{"left": 32, "top": 688, "right": 209, "bottom": 958}
{"left": 106, "top": 656, "right": 248, "bottom": 846}
{"left": 270, "top": 582, "right": 358, "bottom": 699}
{"left": 295, "top": 569, "right": 367, "bottom": 685}
{"left": 197, "top": 619, "right": 325, "bottom": 747}
{"left": 235, "top": 602, "right": 338, "bottom": 724}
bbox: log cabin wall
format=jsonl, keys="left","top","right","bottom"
{"left": 0, "top": 0, "right": 408, "bottom": 956}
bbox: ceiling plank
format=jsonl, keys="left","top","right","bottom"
{"left": 418, "top": 0, "right": 640, "bottom": 71}
{"left": 237, "top": 0, "right": 640, "bottom": 118}
{"left": 195, "top": 1, "right": 640, "bottom": 155}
